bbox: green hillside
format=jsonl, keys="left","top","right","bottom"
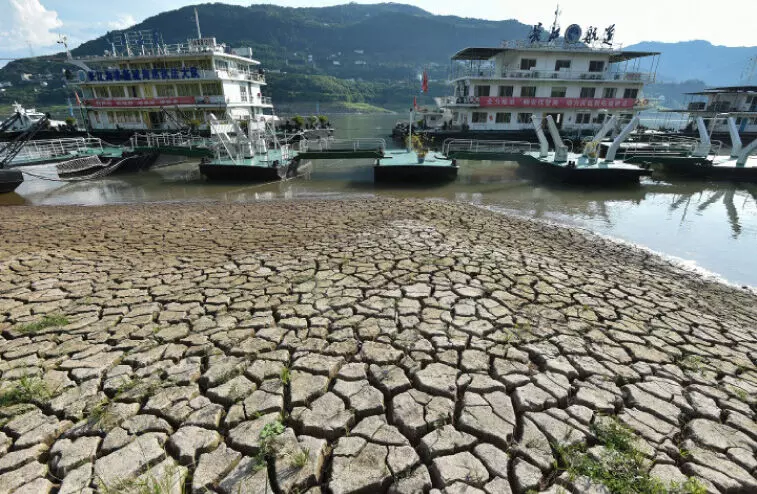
{"left": 0, "top": 3, "right": 529, "bottom": 112}
{"left": 1, "top": 2, "right": 752, "bottom": 113}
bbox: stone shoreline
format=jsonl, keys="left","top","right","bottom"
{"left": 0, "top": 198, "right": 756, "bottom": 494}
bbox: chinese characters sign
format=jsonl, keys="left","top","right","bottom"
{"left": 477, "top": 97, "right": 635, "bottom": 109}
{"left": 84, "top": 97, "right": 197, "bottom": 107}
{"left": 81, "top": 67, "right": 201, "bottom": 82}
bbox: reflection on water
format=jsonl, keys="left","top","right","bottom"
{"left": 3, "top": 114, "right": 757, "bottom": 288}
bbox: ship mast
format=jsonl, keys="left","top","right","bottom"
{"left": 194, "top": 8, "right": 202, "bottom": 39}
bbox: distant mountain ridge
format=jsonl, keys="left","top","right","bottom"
{"left": 627, "top": 40, "right": 756, "bottom": 86}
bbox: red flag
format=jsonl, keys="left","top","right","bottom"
{"left": 74, "top": 91, "right": 82, "bottom": 106}
{"left": 413, "top": 96, "right": 417, "bottom": 110}
{"left": 421, "top": 69, "right": 429, "bottom": 93}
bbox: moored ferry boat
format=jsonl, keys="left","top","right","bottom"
{"left": 425, "top": 11, "right": 659, "bottom": 143}
{"left": 663, "top": 85, "right": 757, "bottom": 143}
{"left": 67, "top": 16, "right": 275, "bottom": 139}
{"left": 199, "top": 116, "right": 306, "bottom": 182}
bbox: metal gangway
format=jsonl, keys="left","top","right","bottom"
{"left": 441, "top": 139, "right": 533, "bottom": 160}
{"left": 128, "top": 132, "right": 213, "bottom": 157}
{"left": 2, "top": 137, "right": 105, "bottom": 166}
{"left": 297, "top": 137, "right": 386, "bottom": 159}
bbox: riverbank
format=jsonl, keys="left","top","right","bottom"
{"left": 1, "top": 198, "right": 756, "bottom": 493}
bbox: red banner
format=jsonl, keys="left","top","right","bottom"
{"left": 476, "top": 96, "right": 636, "bottom": 109}
{"left": 84, "top": 96, "right": 196, "bottom": 108}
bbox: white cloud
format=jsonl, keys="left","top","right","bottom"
{"left": 0, "top": 0, "right": 63, "bottom": 50}
{"left": 107, "top": 14, "right": 136, "bottom": 31}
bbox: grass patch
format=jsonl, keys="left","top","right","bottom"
{"left": 16, "top": 315, "right": 69, "bottom": 334}
{"left": 291, "top": 448, "right": 310, "bottom": 468}
{"left": 97, "top": 463, "right": 186, "bottom": 494}
{"left": 0, "top": 376, "right": 52, "bottom": 407}
{"left": 554, "top": 417, "right": 707, "bottom": 494}
{"left": 254, "top": 419, "right": 286, "bottom": 468}
{"left": 280, "top": 367, "right": 291, "bottom": 385}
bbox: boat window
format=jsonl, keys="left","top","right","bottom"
{"left": 580, "top": 87, "right": 596, "bottom": 98}
{"left": 240, "top": 85, "right": 248, "bottom": 102}
{"left": 520, "top": 59, "right": 537, "bottom": 70}
{"left": 471, "top": 112, "right": 488, "bottom": 123}
{"left": 498, "top": 86, "right": 513, "bottom": 97}
{"left": 555, "top": 60, "right": 571, "bottom": 71}
{"left": 603, "top": 87, "right": 617, "bottom": 98}
{"left": 551, "top": 87, "right": 567, "bottom": 98}
{"left": 157, "top": 85, "right": 176, "bottom": 97}
{"left": 128, "top": 85, "right": 139, "bottom": 98}
{"left": 516, "top": 112, "right": 532, "bottom": 124}
{"left": 593, "top": 113, "right": 606, "bottom": 123}
{"left": 520, "top": 86, "right": 536, "bottom": 97}
{"left": 495, "top": 112, "right": 511, "bottom": 123}
{"left": 176, "top": 83, "right": 197, "bottom": 97}
{"left": 588, "top": 61, "right": 605, "bottom": 72}
{"left": 474, "top": 85, "right": 490, "bottom": 97}
{"left": 623, "top": 88, "right": 639, "bottom": 99}
{"left": 201, "top": 82, "right": 222, "bottom": 96}
{"left": 576, "top": 113, "right": 592, "bottom": 124}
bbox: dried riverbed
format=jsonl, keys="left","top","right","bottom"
{"left": 0, "top": 199, "right": 756, "bottom": 493}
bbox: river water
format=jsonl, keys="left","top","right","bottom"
{"left": 4, "top": 114, "right": 757, "bottom": 288}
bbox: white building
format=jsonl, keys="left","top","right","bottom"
{"left": 440, "top": 29, "right": 659, "bottom": 135}
{"left": 70, "top": 32, "right": 274, "bottom": 132}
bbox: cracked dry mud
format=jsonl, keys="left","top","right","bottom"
{"left": 0, "top": 198, "right": 756, "bottom": 494}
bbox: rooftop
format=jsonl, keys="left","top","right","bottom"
{"left": 451, "top": 43, "right": 659, "bottom": 63}
{"left": 685, "top": 86, "right": 757, "bottom": 95}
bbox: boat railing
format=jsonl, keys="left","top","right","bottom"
{"left": 4, "top": 137, "right": 105, "bottom": 163}
{"left": 129, "top": 133, "right": 209, "bottom": 150}
{"left": 450, "top": 66, "right": 654, "bottom": 83}
{"left": 441, "top": 138, "right": 532, "bottom": 156}
{"left": 300, "top": 138, "right": 386, "bottom": 153}
{"left": 613, "top": 134, "right": 724, "bottom": 160}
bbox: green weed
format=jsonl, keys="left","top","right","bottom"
{"left": 16, "top": 315, "right": 69, "bottom": 334}
{"left": 280, "top": 367, "right": 291, "bottom": 385}
{"left": 291, "top": 448, "right": 310, "bottom": 468}
{"left": 554, "top": 417, "right": 708, "bottom": 494}
{"left": 0, "top": 376, "right": 52, "bottom": 406}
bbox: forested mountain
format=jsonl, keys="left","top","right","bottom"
{"left": 0, "top": 3, "right": 753, "bottom": 112}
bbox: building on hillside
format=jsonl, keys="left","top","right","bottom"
{"left": 68, "top": 30, "right": 274, "bottom": 132}
{"left": 436, "top": 19, "right": 659, "bottom": 138}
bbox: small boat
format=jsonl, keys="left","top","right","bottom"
{"left": 374, "top": 150, "right": 458, "bottom": 183}
{"left": 199, "top": 115, "right": 304, "bottom": 182}
{"left": 2, "top": 103, "right": 67, "bottom": 133}
{"left": 0, "top": 169, "right": 23, "bottom": 193}
{"left": 518, "top": 114, "right": 651, "bottom": 186}
{"left": 378, "top": 109, "right": 458, "bottom": 183}
{"left": 646, "top": 115, "right": 757, "bottom": 182}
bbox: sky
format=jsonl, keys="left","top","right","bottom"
{"left": 1, "top": 0, "right": 756, "bottom": 66}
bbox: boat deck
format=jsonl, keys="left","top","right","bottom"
{"left": 374, "top": 150, "right": 458, "bottom": 183}
{"left": 518, "top": 152, "right": 649, "bottom": 186}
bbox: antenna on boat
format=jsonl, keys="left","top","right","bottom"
{"left": 194, "top": 7, "right": 202, "bottom": 39}
{"left": 57, "top": 34, "right": 72, "bottom": 60}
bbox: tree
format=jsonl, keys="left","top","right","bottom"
{"left": 318, "top": 115, "right": 329, "bottom": 127}
{"left": 291, "top": 115, "right": 305, "bottom": 129}
{"left": 307, "top": 115, "right": 318, "bottom": 129}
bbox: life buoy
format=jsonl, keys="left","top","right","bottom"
{"left": 583, "top": 141, "right": 599, "bottom": 159}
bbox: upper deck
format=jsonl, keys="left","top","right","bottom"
{"left": 73, "top": 37, "right": 265, "bottom": 86}
{"left": 450, "top": 41, "right": 659, "bottom": 85}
